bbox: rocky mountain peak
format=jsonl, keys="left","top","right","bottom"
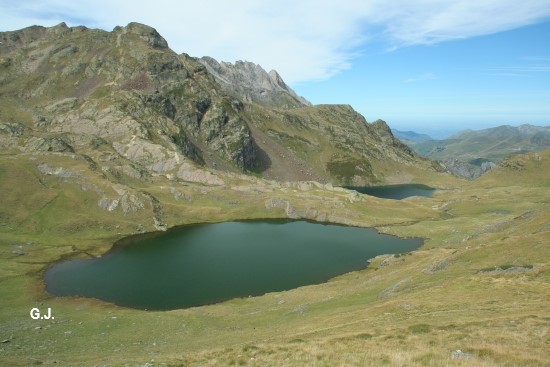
{"left": 0, "top": 24, "right": 56, "bottom": 52}
{"left": 115, "top": 22, "right": 169, "bottom": 49}
{"left": 268, "top": 69, "right": 286, "bottom": 89}
{"left": 372, "top": 119, "right": 393, "bottom": 135}
{"left": 198, "top": 56, "right": 311, "bottom": 109}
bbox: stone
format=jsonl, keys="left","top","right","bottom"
{"left": 451, "top": 349, "right": 474, "bottom": 359}
{"left": 120, "top": 193, "right": 144, "bottom": 214}
{"left": 25, "top": 137, "right": 74, "bottom": 153}
{"left": 423, "top": 258, "right": 451, "bottom": 274}
{"left": 379, "top": 278, "right": 411, "bottom": 300}
{"left": 0, "top": 122, "right": 25, "bottom": 136}
{"left": 37, "top": 163, "right": 78, "bottom": 178}
{"left": 264, "top": 198, "right": 289, "bottom": 210}
{"left": 98, "top": 198, "right": 119, "bottom": 212}
{"left": 176, "top": 163, "right": 224, "bottom": 186}
{"left": 348, "top": 191, "right": 361, "bottom": 203}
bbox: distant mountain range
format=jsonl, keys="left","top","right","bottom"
{"left": 395, "top": 124, "right": 550, "bottom": 179}
{"left": 391, "top": 129, "right": 434, "bottom": 143}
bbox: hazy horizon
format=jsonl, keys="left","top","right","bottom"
{"left": 388, "top": 122, "right": 550, "bottom": 140}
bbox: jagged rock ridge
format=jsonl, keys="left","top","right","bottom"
{"left": 198, "top": 57, "right": 311, "bottom": 109}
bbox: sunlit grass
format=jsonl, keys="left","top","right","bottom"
{"left": 0, "top": 150, "right": 549, "bottom": 366}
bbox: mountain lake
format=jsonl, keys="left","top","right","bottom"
{"left": 45, "top": 220, "right": 422, "bottom": 310}
{"left": 345, "top": 183, "right": 435, "bottom": 200}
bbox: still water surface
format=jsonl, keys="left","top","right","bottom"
{"left": 45, "top": 220, "right": 422, "bottom": 310}
{"left": 345, "top": 183, "right": 435, "bottom": 200}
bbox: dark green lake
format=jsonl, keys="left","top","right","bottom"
{"left": 45, "top": 220, "right": 422, "bottom": 310}
{"left": 345, "top": 183, "right": 435, "bottom": 200}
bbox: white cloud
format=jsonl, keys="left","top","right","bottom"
{"left": 1, "top": 0, "right": 550, "bottom": 84}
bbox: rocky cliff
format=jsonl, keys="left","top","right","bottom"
{"left": 199, "top": 57, "right": 311, "bottom": 109}
{"left": 0, "top": 22, "right": 440, "bottom": 187}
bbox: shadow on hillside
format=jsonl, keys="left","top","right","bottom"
{"left": 252, "top": 140, "right": 271, "bottom": 173}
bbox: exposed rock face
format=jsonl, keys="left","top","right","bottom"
{"left": 371, "top": 119, "right": 417, "bottom": 158}
{"left": 0, "top": 21, "right": 438, "bottom": 186}
{"left": 198, "top": 57, "right": 311, "bottom": 108}
{"left": 24, "top": 137, "right": 74, "bottom": 153}
{"left": 442, "top": 159, "right": 497, "bottom": 180}
{"left": 121, "top": 22, "right": 169, "bottom": 49}
{"left": 176, "top": 162, "right": 225, "bottom": 186}
{"left": 37, "top": 163, "right": 79, "bottom": 178}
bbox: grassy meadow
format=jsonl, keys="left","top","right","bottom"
{"left": 0, "top": 150, "right": 548, "bottom": 366}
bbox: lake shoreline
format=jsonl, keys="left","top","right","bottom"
{"left": 44, "top": 219, "right": 423, "bottom": 310}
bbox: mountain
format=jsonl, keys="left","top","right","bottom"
{"left": 0, "top": 22, "right": 440, "bottom": 187}
{"left": 391, "top": 129, "right": 433, "bottom": 143}
{"left": 198, "top": 57, "right": 311, "bottom": 109}
{"left": 404, "top": 124, "right": 550, "bottom": 179}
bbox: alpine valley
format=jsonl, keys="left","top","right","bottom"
{"left": 0, "top": 23, "right": 548, "bottom": 367}
{"left": 401, "top": 125, "right": 550, "bottom": 179}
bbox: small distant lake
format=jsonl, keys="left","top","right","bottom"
{"left": 45, "top": 220, "right": 422, "bottom": 310}
{"left": 345, "top": 184, "right": 435, "bottom": 200}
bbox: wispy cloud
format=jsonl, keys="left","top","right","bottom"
{"left": 368, "top": 1, "right": 550, "bottom": 48}
{"left": 487, "top": 73, "right": 528, "bottom": 77}
{"left": 2, "top": 1, "right": 550, "bottom": 84}
{"left": 489, "top": 66, "right": 550, "bottom": 72}
{"left": 522, "top": 56, "right": 550, "bottom": 61}
{"left": 405, "top": 72, "right": 436, "bottom": 83}
{"left": 482, "top": 63, "right": 550, "bottom": 76}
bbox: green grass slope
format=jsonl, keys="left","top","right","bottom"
{"left": 0, "top": 147, "right": 548, "bottom": 366}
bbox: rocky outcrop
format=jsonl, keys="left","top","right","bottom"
{"left": 37, "top": 163, "right": 79, "bottom": 178}
{"left": 198, "top": 57, "right": 311, "bottom": 108}
{"left": 0, "top": 123, "right": 25, "bottom": 136}
{"left": 442, "top": 159, "right": 497, "bottom": 180}
{"left": 176, "top": 162, "right": 225, "bottom": 186}
{"left": 119, "top": 22, "right": 169, "bottom": 49}
{"left": 24, "top": 137, "right": 74, "bottom": 153}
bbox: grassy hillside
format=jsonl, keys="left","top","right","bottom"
{"left": 0, "top": 147, "right": 548, "bottom": 366}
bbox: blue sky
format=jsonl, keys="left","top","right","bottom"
{"left": 294, "top": 21, "right": 550, "bottom": 137}
{"left": 1, "top": 0, "right": 550, "bottom": 138}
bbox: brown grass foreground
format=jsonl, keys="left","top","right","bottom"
{"left": 0, "top": 150, "right": 548, "bottom": 366}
